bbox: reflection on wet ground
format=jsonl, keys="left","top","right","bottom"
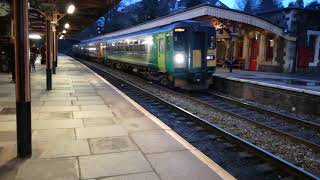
{"left": 216, "top": 68, "right": 320, "bottom": 92}
{"left": 243, "top": 77, "right": 320, "bottom": 87}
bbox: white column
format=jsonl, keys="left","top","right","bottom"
{"left": 243, "top": 35, "right": 250, "bottom": 70}
{"left": 309, "top": 36, "right": 320, "bottom": 67}
{"left": 257, "top": 33, "right": 266, "bottom": 70}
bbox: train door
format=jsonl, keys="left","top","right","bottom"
{"left": 157, "top": 33, "right": 166, "bottom": 72}
{"left": 192, "top": 32, "right": 205, "bottom": 68}
{"left": 249, "top": 39, "right": 259, "bottom": 71}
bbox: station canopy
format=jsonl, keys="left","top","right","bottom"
{"left": 29, "top": 0, "right": 120, "bottom": 36}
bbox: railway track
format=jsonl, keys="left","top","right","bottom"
{"left": 78, "top": 59, "right": 319, "bottom": 180}
{"left": 188, "top": 91, "right": 320, "bottom": 152}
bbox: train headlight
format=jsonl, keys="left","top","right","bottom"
{"left": 206, "top": 55, "right": 215, "bottom": 60}
{"left": 174, "top": 53, "right": 185, "bottom": 64}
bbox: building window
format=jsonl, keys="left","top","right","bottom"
{"left": 265, "top": 35, "right": 275, "bottom": 61}
{"left": 309, "top": 35, "right": 317, "bottom": 63}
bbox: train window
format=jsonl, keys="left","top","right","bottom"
{"left": 174, "top": 32, "right": 186, "bottom": 51}
{"left": 159, "top": 38, "right": 165, "bottom": 53}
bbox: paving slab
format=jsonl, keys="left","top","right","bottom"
{"left": 0, "top": 122, "right": 16, "bottom": 131}
{"left": 112, "top": 108, "right": 145, "bottom": 119}
{"left": 131, "top": 130, "right": 193, "bottom": 154}
{"left": 76, "top": 125, "right": 128, "bottom": 139}
{"left": 36, "top": 112, "right": 73, "bottom": 120}
{"left": 72, "top": 100, "right": 105, "bottom": 106}
{"left": 43, "top": 100, "right": 72, "bottom": 106}
{"left": 34, "top": 139, "right": 90, "bottom": 158}
{"left": 100, "top": 172, "right": 160, "bottom": 180}
{"left": 83, "top": 118, "right": 115, "bottom": 127}
{"left": 117, "top": 117, "right": 162, "bottom": 132}
{"left": 40, "top": 106, "right": 80, "bottom": 112}
{"left": 73, "top": 110, "right": 113, "bottom": 119}
{"left": 32, "top": 129, "right": 76, "bottom": 141}
{"left": 15, "top": 158, "right": 79, "bottom": 180}
{"left": 79, "top": 151, "right": 153, "bottom": 179}
{"left": 147, "top": 150, "right": 224, "bottom": 180}
{"left": 32, "top": 119, "right": 83, "bottom": 130}
{"left": 89, "top": 136, "right": 138, "bottom": 154}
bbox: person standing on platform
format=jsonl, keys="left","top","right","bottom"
{"left": 40, "top": 45, "right": 46, "bottom": 65}
{"left": 30, "top": 44, "right": 38, "bottom": 71}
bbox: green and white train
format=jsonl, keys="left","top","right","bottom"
{"left": 72, "top": 20, "right": 217, "bottom": 90}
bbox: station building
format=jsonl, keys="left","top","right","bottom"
{"left": 198, "top": 7, "right": 320, "bottom": 73}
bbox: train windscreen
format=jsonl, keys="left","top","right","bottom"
{"left": 174, "top": 31, "right": 187, "bottom": 51}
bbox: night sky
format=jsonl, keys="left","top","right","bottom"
{"left": 219, "top": 0, "right": 319, "bottom": 8}
{"left": 123, "top": 0, "right": 319, "bottom": 9}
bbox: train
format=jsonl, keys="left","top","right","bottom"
{"left": 72, "top": 20, "right": 217, "bottom": 90}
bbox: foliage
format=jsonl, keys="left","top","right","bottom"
{"left": 258, "top": 0, "right": 282, "bottom": 11}
{"left": 186, "top": 0, "right": 202, "bottom": 8}
{"left": 236, "top": 0, "right": 259, "bottom": 13}
{"left": 305, "top": 0, "right": 320, "bottom": 10}
{"left": 295, "top": 0, "right": 304, "bottom": 8}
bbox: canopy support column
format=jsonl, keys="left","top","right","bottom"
{"left": 46, "top": 19, "right": 53, "bottom": 90}
{"left": 52, "top": 25, "right": 57, "bottom": 74}
{"left": 14, "top": 0, "right": 32, "bottom": 158}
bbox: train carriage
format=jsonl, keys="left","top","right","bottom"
{"left": 72, "top": 20, "right": 217, "bottom": 90}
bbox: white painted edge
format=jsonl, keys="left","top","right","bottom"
{"left": 214, "top": 74, "right": 320, "bottom": 96}
{"left": 73, "top": 56, "right": 236, "bottom": 180}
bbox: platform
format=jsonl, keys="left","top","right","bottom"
{"left": 0, "top": 55, "right": 234, "bottom": 180}
{"left": 215, "top": 68, "right": 320, "bottom": 95}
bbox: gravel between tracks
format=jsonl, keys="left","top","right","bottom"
{"left": 88, "top": 62, "right": 320, "bottom": 176}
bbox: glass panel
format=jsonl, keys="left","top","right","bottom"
{"left": 174, "top": 32, "right": 186, "bottom": 51}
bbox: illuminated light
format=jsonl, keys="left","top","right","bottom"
{"left": 88, "top": 47, "right": 97, "bottom": 51}
{"left": 144, "top": 37, "right": 153, "bottom": 45}
{"left": 174, "top": 53, "right": 185, "bottom": 64}
{"left": 67, "top": 4, "right": 75, "bottom": 14}
{"left": 62, "top": 30, "right": 67, "bottom": 34}
{"left": 64, "top": 23, "right": 70, "bottom": 29}
{"left": 29, "top": 34, "right": 42, "bottom": 39}
{"left": 206, "top": 55, "right": 214, "bottom": 60}
{"left": 174, "top": 28, "right": 185, "bottom": 32}
{"left": 270, "top": 39, "right": 274, "bottom": 47}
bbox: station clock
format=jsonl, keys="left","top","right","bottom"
{"left": 0, "top": 0, "right": 10, "bottom": 17}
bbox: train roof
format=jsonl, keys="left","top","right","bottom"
{"left": 81, "top": 20, "right": 212, "bottom": 44}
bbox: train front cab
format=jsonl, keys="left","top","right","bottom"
{"left": 171, "top": 24, "right": 216, "bottom": 90}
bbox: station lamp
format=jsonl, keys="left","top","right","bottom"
{"left": 64, "top": 23, "right": 70, "bottom": 29}
{"left": 29, "top": 34, "right": 42, "bottom": 39}
{"left": 67, "top": 4, "right": 75, "bottom": 14}
{"left": 62, "top": 30, "right": 67, "bottom": 34}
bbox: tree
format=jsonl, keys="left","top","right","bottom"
{"left": 244, "top": 0, "right": 254, "bottom": 13}
{"left": 305, "top": 0, "right": 320, "bottom": 10}
{"left": 288, "top": 2, "right": 295, "bottom": 7}
{"left": 186, "top": 0, "right": 202, "bottom": 8}
{"left": 236, "top": 0, "right": 256, "bottom": 13}
{"left": 294, "top": 0, "right": 304, "bottom": 8}
{"left": 137, "top": 0, "right": 159, "bottom": 22}
{"left": 259, "top": 0, "right": 281, "bottom": 11}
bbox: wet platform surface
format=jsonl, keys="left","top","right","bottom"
{"left": 0, "top": 55, "right": 233, "bottom": 180}
{"left": 215, "top": 68, "right": 320, "bottom": 95}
